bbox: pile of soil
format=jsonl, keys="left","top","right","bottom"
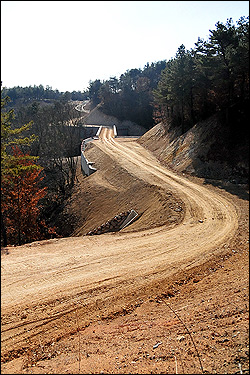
{"left": 55, "top": 143, "right": 184, "bottom": 238}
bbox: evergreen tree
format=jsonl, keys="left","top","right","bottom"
{"left": 1, "top": 90, "right": 56, "bottom": 246}
{"left": 154, "top": 16, "right": 249, "bottom": 132}
{"left": 1, "top": 93, "right": 38, "bottom": 183}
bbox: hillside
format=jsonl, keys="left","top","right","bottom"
{"left": 82, "top": 104, "right": 147, "bottom": 136}
{"left": 138, "top": 114, "right": 249, "bottom": 184}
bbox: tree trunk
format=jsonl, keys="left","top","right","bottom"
{"left": 17, "top": 185, "right": 21, "bottom": 246}
{"left": 1, "top": 215, "right": 7, "bottom": 247}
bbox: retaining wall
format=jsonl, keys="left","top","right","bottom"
{"left": 81, "top": 153, "right": 96, "bottom": 176}
{"left": 80, "top": 127, "right": 101, "bottom": 176}
{"left": 87, "top": 209, "right": 138, "bottom": 235}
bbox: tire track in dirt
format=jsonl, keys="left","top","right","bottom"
{"left": 1, "top": 126, "right": 239, "bottom": 363}
{"left": 97, "top": 127, "right": 238, "bottom": 250}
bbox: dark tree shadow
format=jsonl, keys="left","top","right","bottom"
{"left": 202, "top": 178, "right": 249, "bottom": 201}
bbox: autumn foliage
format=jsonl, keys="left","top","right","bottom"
{"left": 1, "top": 146, "right": 57, "bottom": 246}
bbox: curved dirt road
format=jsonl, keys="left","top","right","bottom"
{"left": 1, "top": 127, "right": 239, "bottom": 362}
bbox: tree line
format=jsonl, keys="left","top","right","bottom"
{"left": 88, "top": 60, "right": 167, "bottom": 129}
{"left": 153, "top": 16, "right": 249, "bottom": 135}
{"left": 1, "top": 84, "right": 89, "bottom": 106}
{"left": 87, "top": 16, "right": 249, "bottom": 135}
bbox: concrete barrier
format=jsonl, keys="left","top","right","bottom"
{"left": 79, "top": 124, "right": 117, "bottom": 176}
{"left": 80, "top": 135, "right": 98, "bottom": 176}
{"left": 96, "top": 126, "right": 103, "bottom": 138}
{"left": 119, "top": 209, "right": 138, "bottom": 229}
{"left": 81, "top": 137, "right": 93, "bottom": 151}
{"left": 86, "top": 209, "right": 139, "bottom": 235}
{"left": 81, "top": 151, "right": 96, "bottom": 176}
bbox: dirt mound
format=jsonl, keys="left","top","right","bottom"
{"left": 55, "top": 143, "right": 184, "bottom": 238}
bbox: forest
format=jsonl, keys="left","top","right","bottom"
{"left": 1, "top": 16, "right": 249, "bottom": 247}
{"left": 89, "top": 16, "right": 249, "bottom": 133}
{"left": 1, "top": 85, "right": 89, "bottom": 105}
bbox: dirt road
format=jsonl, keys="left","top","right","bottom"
{"left": 1, "top": 127, "right": 245, "bottom": 373}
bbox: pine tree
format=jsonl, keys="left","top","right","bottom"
{"left": 1, "top": 91, "right": 56, "bottom": 246}
{"left": 1, "top": 93, "right": 38, "bottom": 180}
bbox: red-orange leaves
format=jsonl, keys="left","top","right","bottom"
{"left": 1, "top": 146, "right": 57, "bottom": 245}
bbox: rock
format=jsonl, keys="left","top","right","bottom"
{"left": 153, "top": 342, "right": 162, "bottom": 349}
{"left": 86, "top": 210, "right": 133, "bottom": 235}
{"left": 177, "top": 335, "right": 185, "bottom": 342}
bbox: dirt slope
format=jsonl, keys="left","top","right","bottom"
{"left": 138, "top": 117, "right": 249, "bottom": 182}
{"left": 1, "top": 127, "right": 249, "bottom": 374}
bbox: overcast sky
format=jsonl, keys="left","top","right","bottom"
{"left": 1, "top": 1, "right": 249, "bottom": 93}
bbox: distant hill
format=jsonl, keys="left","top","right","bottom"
{"left": 82, "top": 104, "right": 147, "bottom": 136}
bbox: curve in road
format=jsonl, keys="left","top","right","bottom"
{"left": 1, "top": 126, "right": 239, "bottom": 362}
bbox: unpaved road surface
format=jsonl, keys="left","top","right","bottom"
{"left": 1, "top": 127, "right": 249, "bottom": 374}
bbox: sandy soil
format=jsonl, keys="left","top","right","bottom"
{"left": 1, "top": 127, "right": 249, "bottom": 374}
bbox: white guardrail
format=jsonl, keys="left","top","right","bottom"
{"left": 81, "top": 153, "right": 96, "bottom": 176}
{"left": 80, "top": 128, "right": 100, "bottom": 176}
{"left": 80, "top": 125, "right": 117, "bottom": 176}
{"left": 95, "top": 126, "right": 103, "bottom": 138}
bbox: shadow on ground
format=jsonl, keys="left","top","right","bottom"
{"left": 203, "top": 178, "right": 249, "bottom": 201}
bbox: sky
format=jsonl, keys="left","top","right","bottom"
{"left": 1, "top": 1, "right": 249, "bottom": 93}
